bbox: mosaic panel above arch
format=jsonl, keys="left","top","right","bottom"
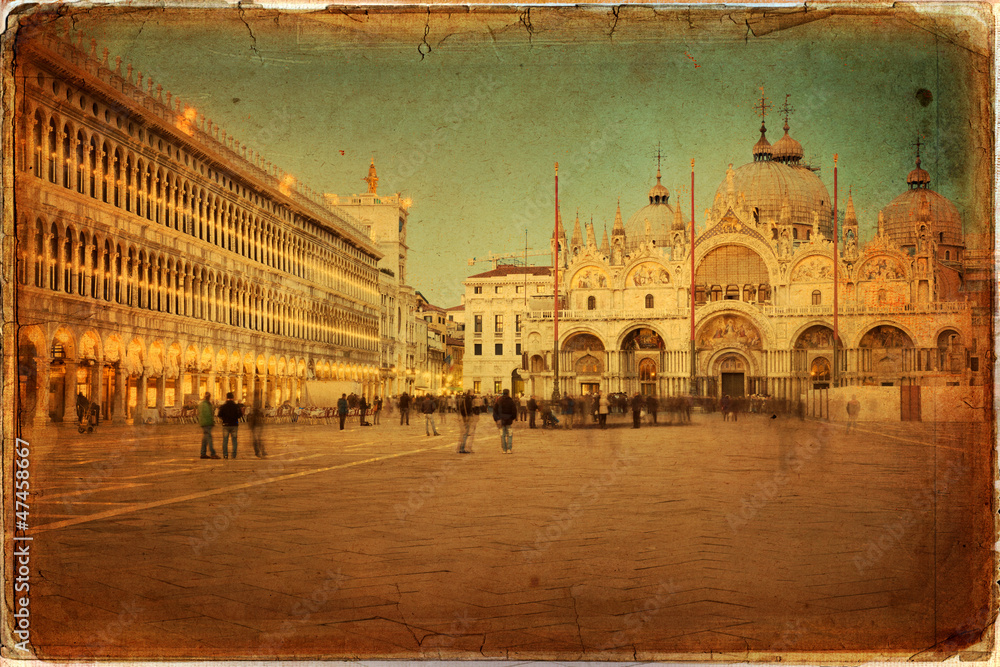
{"left": 575, "top": 354, "right": 602, "bottom": 375}
{"left": 571, "top": 267, "right": 609, "bottom": 289}
{"left": 698, "top": 314, "right": 762, "bottom": 350}
{"left": 621, "top": 328, "right": 664, "bottom": 351}
{"left": 626, "top": 262, "right": 669, "bottom": 287}
{"left": 859, "top": 325, "right": 913, "bottom": 348}
{"left": 790, "top": 256, "right": 833, "bottom": 282}
{"left": 794, "top": 325, "right": 834, "bottom": 349}
{"left": 859, "top": 255, "right": 906, "bottom": 282}
{"left": 563, "top": 332, "right": 605, "bottom": 352}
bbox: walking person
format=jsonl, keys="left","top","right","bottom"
{"left": 337, "top": 393, "right": 349, "bottom": 430}
{"left": 247, "top": 404, "right": 267, "bottom": 458}
{"left": 527, "top": 395, "right": 538, "bottom": 429}
{"left": 631, "top": 392, "right": 644, "bottom": 429}
{"left": 457, "top": 391, "right": 476, "bottom": 454}
{"left": 399, "top": 391, "right": 411, "bottom": 426}
{"left": 217, "top": 392, "right": 243, "bottom": 459}
{"left": 494, "top": 389, "right": 518, "bottom": 454}
{"left": 562, "top": 395, "right": 575, "bottom": 429}
{"left": 519, "top": 394, "right": 528, "bottom": 421}
{"left": 598, "top": 392, "right": 610, "bottom": 429}
{"left": 372, "top": 396, "right": 382, "bottom": 425}
{"left": 422, "top": 394, "right": 441, "bottom": 436}
{"left": 197, "top": 392, "right": 219, "bottom": 459}
{"left": 647, "top": 394, "right": 659, "bottom": 425}
{"left": 846, "top": 395, "right": 861, "bottom": 433}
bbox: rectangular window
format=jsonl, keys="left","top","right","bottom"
{"left": 495, "top": 315, "right": 503, "bottom": 334}
{"left": 495, "top": 343, "right": 503, "bottom": 356}
{"left": 474, "top": 343, "right": 482, "bottom": 355}
{"left": 494, "top": 286, "right": 501, "bottom": 294}
{"left": 515, "top": 285, "right": 523, "bottom": 293}
{"left": 474, "top": 286, "right": 483, "bottom": 294}
{"left": 515, "top": 314, "right": 522, "bottom": 333}
{"left": 473, "top": 380, "right": 481, "bottom": 393}
{"left": 536, "top": 285, "right": 544, "bottom": 293}
{"left": 494, "top": 380, "right": 503, "bottom": 394}
{"left": 474, "top": 315, "right": 483, "bottom": 333}
{"left": 516, "top": 343, "right": 522, "bottom": 355}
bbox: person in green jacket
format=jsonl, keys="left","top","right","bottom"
{"left": 198, "top": 393, "right": 219, "bottom": 459}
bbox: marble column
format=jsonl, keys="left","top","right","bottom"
{"left": 33, "top": 357, "right": 51, "bottom": 427}
{"left": 136, "top": 373, "right": 148, "bottom": 421}
{"left": 112, "top": 369, "right": 127, "bottom": 424}
{"left": 62, "top": 361, "right": 79, "bottom": 423}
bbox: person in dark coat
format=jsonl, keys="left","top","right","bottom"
{"left": 337, "top": 393, "right": 349, "bottom": 430}
{"left": 631, "top": 393, "right": 645, "bottom": 429}
{"left": 527, "top": 396, "right": 538, "bottom": 429}
{"left": 217, "top": 392, "right": 243, "bottom": 459}
{"left": 398, "top": 392, "right": 411, "bottom": 425}
{"left": 421, "top": 394, "right": 440, "bottom": 436}
{"left": 494, "top": 389, "right": 518, "bottom": 453}
{"left": 646, "top": 395, "right": 659, "bottom": 425}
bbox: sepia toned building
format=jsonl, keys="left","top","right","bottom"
{"left": 461, "top": 265, "right": 554, "bottom": 396}
{"left": 466, "top": 116, "right": 990, "bottom": 417}
{"left": 11, "top": 26, "right": 384, "bottom": 425}
{"left": 325, "top": 160, "right": 420, "bottom": 399}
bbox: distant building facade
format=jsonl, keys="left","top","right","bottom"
{"left": 461, "top": 265, "right": 553, "bottom": 396}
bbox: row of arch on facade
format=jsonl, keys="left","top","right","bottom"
{"left": 18, "top": 99, "right": 378, "bottom": 301}
{"left": 18, "top": 215, "right": 379, "bottom": 350}
{"left": 527, "top": 322, "right": 968, "bottom": 375}
{"left": 18, "top": 326, "right": 380, "bottom": 380}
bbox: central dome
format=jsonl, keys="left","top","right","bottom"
{"left": 712, "top": 160, "right": 832, "bottom": 236}
{"left": 625, "top": 201, "right": 675, "bottom": 247}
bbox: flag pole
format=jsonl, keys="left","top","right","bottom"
{"left": 833, "top": 154, "right": 839, "bottom": 388}
{"left": 690, "top": 158, "right": 697, "bottom": 396}
{"left": 552, "top": 162, "right": 561, "bottom": 401}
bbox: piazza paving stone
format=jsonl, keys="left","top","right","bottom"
{"left": 16, "top": 411, "right": 993, "bottom": 660}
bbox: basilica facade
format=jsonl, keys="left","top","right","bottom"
{"left": 516, "top": 119, "right": 990, "bottom": 404}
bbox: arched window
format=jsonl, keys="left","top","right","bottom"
{"left": 939, "top": 232, "right": 944, "bottom": 243}
{"left": 811, "top": 290, "right": 822, "bottom": 305}
{"left": 587, "top": 295, "right": 596, "bottom": 310}
{"left": 645, "top": 294, "right": 654, "bottom": 309}
{"left": 877, "top": 289, "right": 887, "bottom": 304}
{"left": 792, "top": 228, "right": 799, "bottom": 240}
{"left": 945, "top": 250, "right": 950, "bottom": 260}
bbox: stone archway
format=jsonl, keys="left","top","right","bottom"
{"left": 711, "top": 351, "right": 752, "bottom": 398}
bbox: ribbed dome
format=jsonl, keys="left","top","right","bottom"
{"left": 712, "top": 160, "right": 832, "bottom": 236}
{"left": 881, "top": 188, "right": 962, "bottom": 248}
{"left": 772, "top": 121, "right": 804, "bottom": 163}
{"left": 625, "top": 201, "right": 675, "bottom": 249}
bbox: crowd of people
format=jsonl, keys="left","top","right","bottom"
{"left": 193, "top": 388, "right": 807, "bottom": 460}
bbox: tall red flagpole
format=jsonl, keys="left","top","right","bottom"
{"left": 690, "top": 159, "right": 696, "bottom": 394}
{"left": 552, "top": 162, "right": 561, "bottom": 401}
{"left": 833, "top": 154, "right": 839, "bottom": 387}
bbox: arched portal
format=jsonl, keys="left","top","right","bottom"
{"left": 638, "top": 358, "right": 657, "bottom": 396}
{"left": 712, "top": 352, "right": 750, "bottom": 398}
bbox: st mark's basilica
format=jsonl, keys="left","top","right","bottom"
{"left": 508, "top": 111, "right": 990, "bottom": 408}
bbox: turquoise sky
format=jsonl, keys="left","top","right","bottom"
{"left": 52, "top": 7, "right": 987, "bottom": 306}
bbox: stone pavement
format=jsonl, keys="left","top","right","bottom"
{"left": 15, "top": 409, "right": 993, "bottom": 660}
